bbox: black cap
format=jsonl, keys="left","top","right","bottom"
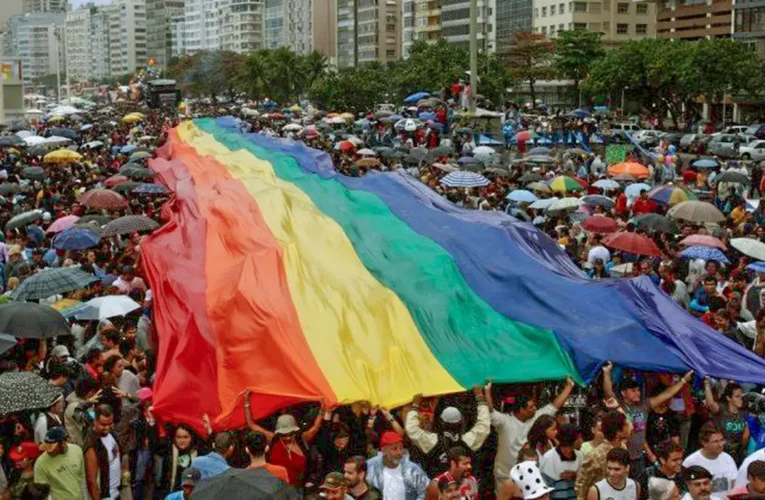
{"left": 684, "top": 465, "right": 713, "bottom": 482}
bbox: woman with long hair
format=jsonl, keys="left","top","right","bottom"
{"left": 519, "top": 415, "right": 558, "bottom": 462}
{"left": 704, "top": 379, "right": 749, "bottom": 464}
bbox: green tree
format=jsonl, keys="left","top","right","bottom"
{"left": 554, "top": 30, "right": 604, "bottom": 105}
{"left": 309, "top": 62, "right": 388, "bottom": 112}
{"left": 235, "top": 51, "right": 270, "bottom": 102}
{"left": 301, "top": 51, "right": 329, "bottom": 90}
{"left": 389, "top": 39, "right": 468, "bottom": 101}
{"left": 505, "top": 32, "right": 555, "bottom": 107}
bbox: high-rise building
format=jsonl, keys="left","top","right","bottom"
{"left": 658, "top": 0, "right": 731, "bottom": 40}
{"left": 108, "top": 0, "right": 147, "bottom": 77}
{"left": 401, "top": 0, "right": 415, "bottom": 56}
{"left": 0, "top": 0, "right": 24, "bottom": 32}
{"left": 9, "top": 12, "right": 65, "bottom": 84}
{"left": 313, "top": 0, "right": 336, "bottom": 59}
{"left": 495, "top": 0, "right": 533, "bottom": 54}
{"left": 733, "top": 0, "right": 764, "bottom": 51}
{"left": 219, "top": 0, "right": 265, "bottom": 53}
{"left": 22, "top": 0, "right": 66, "bottom": 13}
{"left": 89, "top": 6, "right": 112, "bottom": 80}
{"left": 265, "top": 0, "right": 286, "bottom": 48}
{"left": 183, "top": 0, "right": 221, "bottom": 53}
{"left": 404, "top": 0, "right": 494, "bottom": 54}
{"left": 532, "top": 0, "right": 656, "bottom": 45}
{"left": 336, "top": 0, "right": 401, "bottom": 68}
{"left": 146, "top": 0, "right": 185, "bottom": 69}
{"left": 64, "top": 5, "right": 112, "bottom": 82}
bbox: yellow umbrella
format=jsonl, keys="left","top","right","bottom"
{"left": 289, "top": 105, "right": 301, "bottom": 112}
{"left": 44, "top": 149, "right": 83, "bottom": 164}
{"left": 326, "top": 112, "right": 340, "bottom": 118}
{"left": 47, "top": 115, "right": 65, "bottom": 123}
{"left": 122, "top": 114, "right": 143, "bottom": 123}
{"left": 340, "top": 112, "right": 355, "bottom": 120}
{"left": 129, "top": 112, "right": 145, "bottom": 118}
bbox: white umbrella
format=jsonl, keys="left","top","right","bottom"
{"left": 548, "top": 197, "right": 582, "bottom": 212}
{"left": 242, "top": 108, "right": 259, "bottom": 117}
{"left": 394, "top": 119, "right": 424, "bottom": 132}
{"left": 48, "top": 105, "right": 79, "bottom": 116}
{"left": 75, "top": 295, "right": 141, "bottom": 320}
{"left": 472, "top": 146, "right": 496, "bottom": 156}
{"left": 14, "top": 130, "right": 33, "bottom": 138}
{"left": 610, "top": 263, "right": 634, "bottom": 277}
{"left": 282, "top": 123, "right": 302, "bottom": 132}
{"left": 593, "top": 179, "right": 620, "bottom": 190}
{"left": 23, "top": 136, "right": 46, "bottom": 146}
{"left": 84, "top": 141, "right": 104, "bottom": 149}
{"left": 44, "top": 136, "right": 72, "bottom": 146}
{"left": 357, "top": 148, "right": 377, "bottom": 157}
{"left": 731, "top": 238, "right": 765, "bottom": 261}
{"left": 529, "top": 199, "right": 554, "bottom": 210}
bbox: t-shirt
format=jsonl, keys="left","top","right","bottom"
{"left": 382, "top": 464, "right": 406, "bottom": 500}
{"left": 682, "top": 450, "right": 737, "bottom": 493}
{"left": 540, "top": 447, "right": 583, "bottom": 500}
{"left": 714, "top": 407, "right": 748, "bottom": 462}
{"left": 492, "top": 404, "right": 558, "bottom": 486}
{"left": 623, "top": 400, "right": 650, "bottom": 459}
{"left": 33, "top": 444, "right": 85, "bottom": 500}
{"left": 101, "top": 433, "right": 121, "bottom": 499}
{"left": 735, "top": 448, "right": 765, "bottom": 488}
{"left": 646, "top": 409, "right": 680, "bottom": 450}
{"left": 247, "top": 463, "right": 290, "bottom": 484}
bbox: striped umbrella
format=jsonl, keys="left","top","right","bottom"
{"left": 647, "top": 185, "right": 697, "bottom": 206}
{"left": 549, "top": 176, "right": 584, "bottom": 193}
{"left": 439, "top": 171, "right": 490, "bottom": 188}
{"left": 11, "top": 267, "right": 99, "bottom": 301}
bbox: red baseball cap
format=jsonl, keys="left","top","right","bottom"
{"left": 379, "top": 431, "right": 403, "bottom": 447}
{"left": 9, "top": 442, "right": 42, "bottom": 463}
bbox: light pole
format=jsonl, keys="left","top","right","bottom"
{"left": 620, "top": 85, "right": 629, "bottom": 115}
{"left": 53, "top": 24, "right": 61, "bottom": 104}
{"left": 468, "top": 0, "right": 478, "bottom": 113}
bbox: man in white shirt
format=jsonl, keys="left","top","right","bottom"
{"left": 735, "top": 447, "right": 765, "bottom": 488}
{"left": 682, "top": 424, "right": 737, "bottom": 493}
{"left": 487, "top": 378, "right": 575, "bottom": 490}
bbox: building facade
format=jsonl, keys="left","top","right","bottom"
{"left": 495, "top": 0, "right": 533, "bottom": 54}
{"left": 108, "top": 0, "right": 147, "bottom": 77}
{"left": 90, "top": 7, "right": 112, "bottom": 80}
{"left": 22, "top": 0, "right": 65, "bottom": 13}
{"left": 219, "top": 0, "right": 265, "bottom": 53}
{"left": 183, "top": 0, "right": 221, "bottom": 53}
{"left": 0, "top": 0, "right": 24, "bottom": 32}
{"left": 657, "top": 0, "right": 732, "bottom": 40}
{"left": 532, "top": 0, "right": 656, "bottom": 46}
{"left": 146, "top": 0, "right": 185, "bottom": 69}
{"left": 404, "top": 0, "right": 494, "bottom": 54}
{"left": 65, "top": 8, "right": 91, "bottom": 82}
{"left": 734, "top": 0, "right": 765, "bottom": 51}
{"left": 8, "top": 12, "right": 64, "bottom": 84}
{"left": 337, "top": 0, "right": 401, "bottom": 68}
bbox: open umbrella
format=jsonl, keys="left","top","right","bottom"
{"left": 355, "top": 158, "right": 381, "bottom": 169}
{"left": 633, "top": 214, "right": 674, "bottom": 233}
{"left": 0, "top": 333, "right": 16, "bottom": 355}
{"left": 120, "top": 144, "right": 137, "bottom": 154}
{"left": 679, "top": 246, "right": 729, "bottom": 264}
{"left": 0, "top": 136, "right": 25, "bottom": 147}
{"left": 678, "top": 235, "right": 726, "bottom": 250}
{"left": 506, "top": 190, "right": 537, "bottom": 203}
{"left": 668, "top": 201, "right": 725, "bottom": 223}
{"left": 693, "top": 159, "right": 720, "bottom": 169}
{"left": 548, "top": 197, "right": 582, "bottom": 212}
{"left": 43, "top": 149, "right": 82, "bottom": 164}
{"left": 512, "top": 130, "right": 539, "bottom": 142}
{"left": 129, "top": 151, "right": 152, "bottom": 162}
{"left": 81, "top": 189, "right": 128, "bottom": 210}
{"left": 439, "top": 171, "right": 490, "bottom": 188}
{"left": 625, "top": 183, "right": 652, "bottom": 198}
{"left": 529, "top": 199, "right": 554, "bottom": 210}
{"left": 549, "top": 176, "right": 583, "bottom": 193}
{"left": 609, "top": 162, "right": 650, "bottom": 179}
{"left": 78, "top": 214, "right": 112, "bottom": 226}
{"left": 528, "top": 147, "right": 551, "bottom": 155}
{"left": 133, "top": 183, "right": 167, "bottom": 195}
{"left": 647, "top": 185, "right": 697, "bottom": 206}
{"left": 716, "top": 171, "right": 749, "bottom": 184}
{"left": 104, "top": 175, "right": 129, "bottom": 187}
{"left": 356, "top": 148, "right": 377, "bottom": 156}
{"left": 124, "top": 168, "right": 155, "bottom": 180}
{"left": 731, "top": 238, "right": 765, "bottom": 261}
{"left": 46, "top": 215, "right": 80, "bottom": 234}
{"left": 603, "top": 231, "right": 661, "bottom": 257}
{"left": 522, "top": 155, "right": 556, "bottom": 164}
{"left": 75, "top": 295, "right": 142, "bottom": 320}
{"left": 6, "top": 210, "right": 42, "bottom": 231}
{"left": 52, "top": 227, "right": 101, "bottom": 250}
{"left": 0, "top": 371, "right": 62, "bottom": 414}
{"left": 0, "top": 183, "right": 23, "bottom": 196}
{"left": 581, "top": 195, "right": 615, "bottom": 209}
{"left": 20, "top": 166, "right": 45, "bottom": 180}
{"left": 0, "top": 303, "right": 70, "bottom": 339}
{"left": 582, "top": 216, "right": 618, "bottom": 233}
{"left": 113, "top": 182, "right": 141, "bottom": 194}
{"left": 404, "top": 91, "right": 430, "bottom": 104}
{"left": 192, "top": 468, "right": 299, "bottom": 500}
{"left": 101, "top": 215, "right": 159, "bottom": 236}
{"left": 527, "top": 182, "right": 551, "bottom": 193}
{"left": 11, "top": 267, "right": 99, "bottom": 301}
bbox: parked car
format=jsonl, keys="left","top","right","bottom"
{"left": 680, "top": 133, "right": 701, "bottom": 152}
{"left": 720, "top": 125, "right": 749, "bottom": 135}
{"left": 633, "top": 130, "right": 661, "bottom": 145}
{"left": 746, "top": 124, "right": 765, "bottom": 140}
{"left": 739, "top": 139, "right": 765, "bottom": 161}
{"left": 611, "top": 122, "right": 642, "bottom": 134}
{"left": 659, "top": 132, "right": 682, "bottom": 146}
{"left": 707, "top": 134, "right": 753, "bottom": 158}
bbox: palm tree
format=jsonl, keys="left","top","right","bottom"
{"left": 269, "top": 47, "right": 302, "bottom": 103}
{"left": 302, "top": 51, "right": 329, "bottom": 90}
{"left": 236, "top": 51, "right": 269, "bottom": 102}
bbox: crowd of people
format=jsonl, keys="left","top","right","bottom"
{"left": 0, "top": 87, "right": 763, "bottom": 500}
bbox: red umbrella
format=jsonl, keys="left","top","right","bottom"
{"left": 80, "top": 189, "right": 128, "bottom": 210}
{"left": 515, "top": 131, "right": 533, "bottom": 142}
{"left": 582, "top": 216, "right": 618, "bottom": 233}
{"left": 336, "top": 140, "right": 355, "bottom": 153}
{"left": 104, "top": 175, "right": 129, "bottom": 188}
{"left": 574, "top": 177, "right": 589, "bottom": 189}
{"left": 603, "top": 231, "right": 661, "bottom": 257}
{"left": 678, "top": 234, "right": 726, "bottom": 250}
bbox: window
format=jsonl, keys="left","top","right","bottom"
{"left": 573, "top": 22, "right": 587, "bottom": 29}
{"left": 550, "top": 4, "right": 556, "bottom": 14}
{"left": 574, "top": 1, "right": 587, "bottom": 11}
{"left": 542, "top": 6, "right": 547, "bottom": 15}
{"left": 617, "top": 2, "right": 629, "bottom": 12}
{"left": 559, "top": 23, "right": 565, "bottom": 30}
{"left": 636, "top": 23, "right": 647, "bottom": 33}
{"left": 560, "top": 3, "right": 565, "bottom": 12}
{"left": 534, "top": 7, "right": 539, "bottom": 17}
{"left": 617, "top": 23, "right": 628, "bottom": 33}
{"left": 603, "top": 21, "right": 610, "bottom": 31}
{"left": 542, "top": 26, "right": 547, "bottom": 34}
{"left": 550, "top": 25, "right": 556, "bottom": 35}
{"left": 636, "top": 3, "right": 648, "bottom": 13}
{"left": 589, "top": 2, "right": 601, "bottom": 12}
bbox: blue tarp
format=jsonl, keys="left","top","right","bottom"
{"left": 216, "top": 117, "right": 765, "bottom": 384}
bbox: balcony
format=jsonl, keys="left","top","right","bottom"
{"left": 419, "top": 7, "right": 442, "bottom": 16}
{"left": 415, "top": 23, "right": 442, "bottom": 32}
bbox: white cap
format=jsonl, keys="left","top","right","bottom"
{"left": 440, "top": 406, "right": 462, "bottom": 424}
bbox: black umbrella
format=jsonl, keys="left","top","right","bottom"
{"left": 0, "top": 333, "right": 16, "bottom": 355}
{"left": 26, "top": 145, "right": 47, "bottom": 157}
{"left": 112, "top": 182, "right": 141, "bottom": 193}
{"left": 634, "top": 213, "right": 675, "bottom": 233}
{"left": 0, "top": 183, "right": 23, "bottom": 196}
{"left": 102, "top": 215, "right": 159, "bottom": 236}
{"left": 6, "top": 210, "right": 42, "bottom": 231}
{"left": 716, "top": 171, "right": 749, "bottom": 184}
{"left": 119, "top": 163, "right": 143, "bottom": 175}
{"left": 0, "top": 136, "right": 25, "bottom": 147}
{"left": 191, "top": 469, "right": 299, "bottom": 500}
{"left": 47, "top": 127, "right": 80, "bottom": 141}
{"left": 78, "top": 214, "right": 112, "bottom": 226}
{"left": 0, "top": 371, "right": 62, "bottom": 415}
{"left": 11, "top": 267, "right": 99, "bottom": 301}
{"left": 518, "top": 172, "right": 544, "bottom": 183}
{"left": 124, "top": 168, "right": 155, "bottom": 180}
{"left": 0, "top": 302, "right": 70, "bottom": 339}
{"left": 20, "top": 166, "right": 45, "bottom": 180}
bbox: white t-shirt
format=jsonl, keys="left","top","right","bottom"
{"left": 594, "top": 477, "right": 638, "bottom": 500}
{"left": 735, "top": 448, "right": 765, "bottom": 488}
{"left": 100, "top": 433, "right": 121, "bottom": 499}
{"left": 540, "top": 447, "right": 583, "bottom": 480}
{"left": 682, "top": 450, "right": 737, "bottom": 493}
{"left": 382, "top": 464, "right": 406, "bottom": 500}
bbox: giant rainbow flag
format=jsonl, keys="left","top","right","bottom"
{"left": 143, "top": 118, "right": 765, "bottom": 431}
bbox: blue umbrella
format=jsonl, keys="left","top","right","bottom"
{"left": 693, "top": 159, "right": 719, "bottom": 169}
{"left": 52, "top": 227, "right": 101, "bottom": 250}
{"left": 418, "top": 111, "right": 436, "bottom": 121}
{"left": 570, "top": 108, "right": 590, "bottom": 118}
{"left": 427, "top": 122, "right": 442, "bottom": 130}
{"left": 262, "top": 101, "right": 277, "bottom": 110}
{"left": 581, "top": 195, "right": 615, "bottom": 209}
{"left": 120, "top": 144, "right": 137, "bottom": 154}
{"left": 507, "top": 190, "right": 538, "bottom": 203}
{"left": 133, "top": 183, "right": 168, "bottom": 195}
{"left": 747, "top": 262, "right": 765, "bottom": 273}
{"left": 679, "top": 246, "right": 729, "bottom": 264}
{"left": 625, "top": 183, "right": 651, "bottom": 198}
{"left": 404, "top": 91, "right": 430, "bottom": 104}
{"left": 458, "top": 156, "right": 480, "bottom": 165}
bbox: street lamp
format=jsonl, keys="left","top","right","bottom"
{"left": 53, "top": 24, "right": 61, "bottom": 104}
{"left": 621, "top": 85, "right": 629, "bottom": 115}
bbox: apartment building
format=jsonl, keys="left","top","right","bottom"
{"left": 146, "top": 0, "right": 185, "bottom": 69}
{"left": 22, "top": 0, "right": 65, "bottom": 13}
{"left": 532, "top": 0, "right": 656, "bottom": 45}
{"left": 108, "top": 0, "right": 147, "bottom": 77}
{"left": 495, "top": 0, "right": 533, "bottom": 54}
{"left": 337, "top": 0, "right": 401, "bottom": 68}
{"left": 403, "top": 0, "right": 494, "bottom": 55}
{"left": 657, "top": 0, "right": 732, "bottom": 40}
{"left": 734, "top": 0, "right": 765, "bottom": 51}
{"left": 8, "top": 12, "right": 64, "bottom": 84}
{"left": 219, "top": 0, "right": 265, "bottom": 53}
{"left": 64, "top": 5, "right": 113, "bottom": 82}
